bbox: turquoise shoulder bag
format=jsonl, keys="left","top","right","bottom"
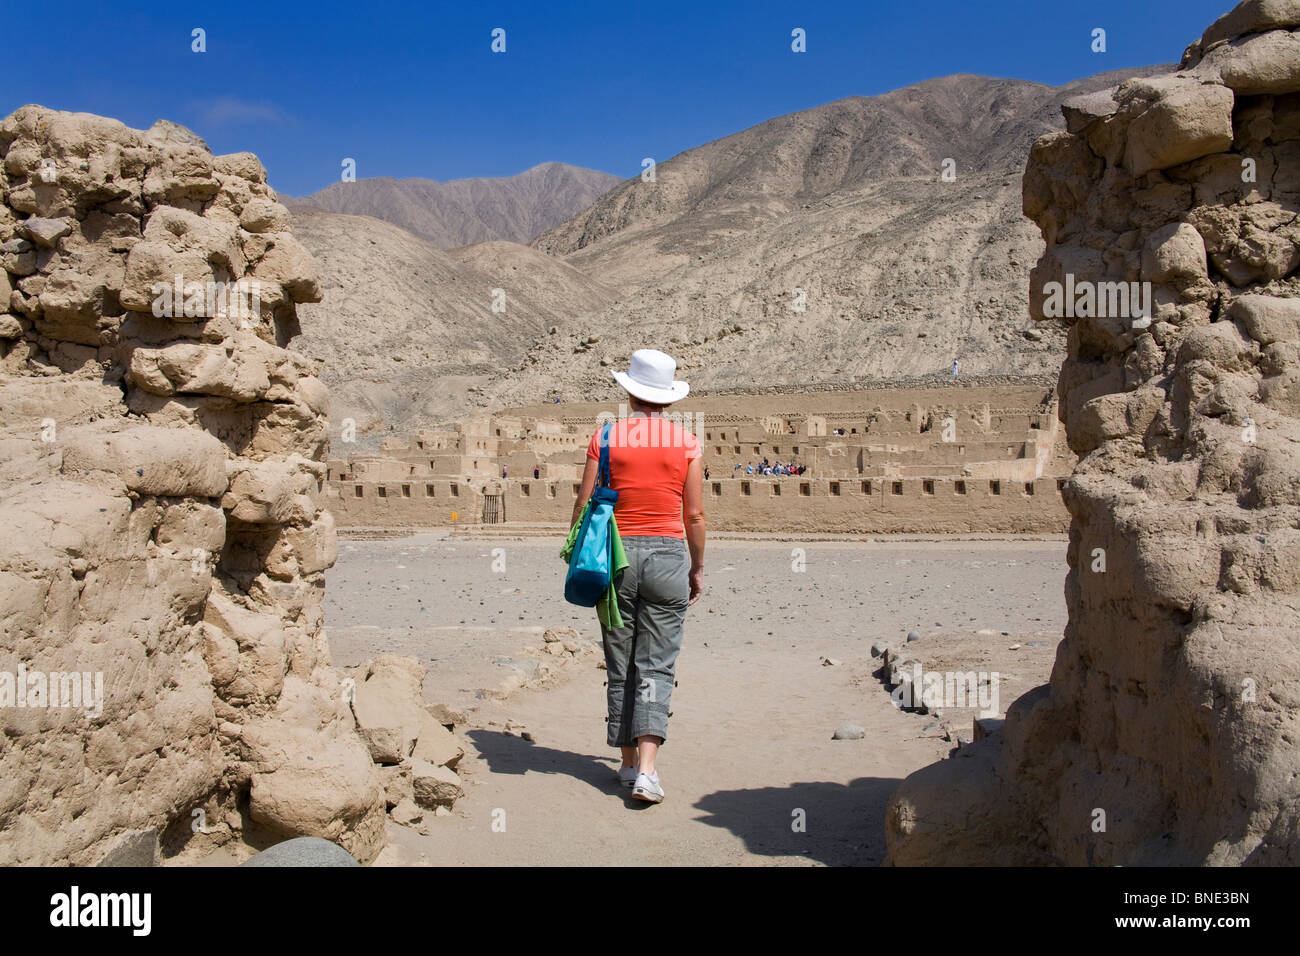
{"left": 564, "top": 423, "right": 618, "bottom": 607}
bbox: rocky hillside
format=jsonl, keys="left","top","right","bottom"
{"left": 290, "top": 209, "right": 616, "bottom": 437}
{"left": 293, "top": 67, "right": 1173, "bottom": 435}
{"left": 485, "top": 68, "right": 1173, "bottom": 411}
{"left": 289, "top": 162, "right": 621, "bottom": 248}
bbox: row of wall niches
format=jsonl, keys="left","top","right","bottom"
{"left": 342, "top": 478, "right": 1069, "bottom": 499}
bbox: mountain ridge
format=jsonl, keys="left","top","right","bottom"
{"left": 288, "top": 161, "right": 622, "bottom": 248}
{"left": 290, "top": 65, "right": 1174, "bottom": 436}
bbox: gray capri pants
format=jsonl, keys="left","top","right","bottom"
{"left": 600, "top": 535, "right": 690, "bottom": 747}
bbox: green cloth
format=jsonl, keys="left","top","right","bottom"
{"left": 561, "top": 499, "right": 628, "bottom": 628}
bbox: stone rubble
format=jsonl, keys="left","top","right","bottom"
{"left": 344, "top": 653, "right": 473, "bottom": 834}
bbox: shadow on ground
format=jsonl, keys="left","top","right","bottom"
{"left": 465, "top": 728, "right": 621, "bottom": 797}
{"left": 693, "top": 777, "right": 902, "bottom": 865}
{"left": 468, "top": 727, "right": 902, "bottom": 863}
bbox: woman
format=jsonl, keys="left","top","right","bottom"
{"left": 571, "top": 349, "right": 705, "bottom": 804}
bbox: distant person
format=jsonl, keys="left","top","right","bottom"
{"left": 704, "top": 466, "right": 710, "bottom": 481}
{"left": 533, "top": 466, "right": 540, "bottom": 480}
{"left": 502, "top": 465, "right": 508, "bottom": 479}
{"left": 746, "top": 463, "right": 754, "bottom": 475}
{"left": 572, "top": 349, "right": 703, "bottom": 805}
{"left": 951, "top": 358, "right": 960, "bottom": 378}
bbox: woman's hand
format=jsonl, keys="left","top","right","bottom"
{"left": 688, "top": 565, "right": 704, "bottom": 605}
{"left": 682, "top": 456, "right": 705, "bottom": 605}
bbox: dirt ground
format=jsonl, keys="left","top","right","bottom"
{"left": 324, "top": 533, "right": 1069, "bottom": 866}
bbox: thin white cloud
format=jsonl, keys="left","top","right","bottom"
{"left": 194, "top": 96, "right": 293, "bottom": 126}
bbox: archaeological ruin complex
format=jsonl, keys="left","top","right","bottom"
{"left": 326, "top": 381, "right": 1076, "bottom": 534}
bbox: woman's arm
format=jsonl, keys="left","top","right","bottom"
{"left": 571, "top": 456, "right": 599, "bottom": 527}
{"left": 682, "top": 456, "right": 706, "bottom": 605}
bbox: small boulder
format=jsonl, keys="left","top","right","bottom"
{"left": 410, "top": 710, "right": 465, "bottom": 768}
{"left": 95, "top": 828, "right": 159, "bottom": 867}
{"left": 377, "top": 764, "right": 413, "bottom": 809}
{"left": 19, "top": 217, "right": 72, "bottom": 248}
{"left": 1119, "top": 76, "right": 1234, "bottom": 177}
{"left": 240, "top": 837, "right": 359, "bottom": 867}
{"left": 350, "top": 655, "right": 427, "bottom": 759}
{"left": 426, "top": 703, "right": 466, "bottom": 728}
{"left": 359, "top": 726, "right": 405, "bottom": 765}
{"left": 389, "top": 799, "right": 426, "bottom": 829}
{"left": 410, "top": 760, "right": 464, "bottom": 810}
{"left": 1141, "top": 222, "right": 1208, "bottom": 283}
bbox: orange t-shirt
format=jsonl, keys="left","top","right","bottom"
{"left": 586, "top": 416, "right": 701, "bottom": 538}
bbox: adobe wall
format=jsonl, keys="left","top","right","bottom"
{"left": 328, "top": 478, "right": 478, "bottom": 527}
{"left": 0, "top": 107, "right": 384, "bottom": 864}
{"left": 328, "top": 383, "right": 1074, "bottom": 533}
{"left": 887, "top": 0, "right": 1300, "bottom": 865}
{"left": 329, "top": 474, "right": 1069, "bottom": 534}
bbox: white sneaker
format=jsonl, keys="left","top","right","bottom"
{"left": 632, "top": 771, "right": 664, "bottom": 803}
{"left": 617, "top": 766, "right": 638, "bottom": 789}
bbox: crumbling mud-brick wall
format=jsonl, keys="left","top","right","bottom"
{"left": 0, "top": 107, "right": 385, "bottom": 864}
{"left": 887, "top": 0, "right": 1300, "bottom": 865}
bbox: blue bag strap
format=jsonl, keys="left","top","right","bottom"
{"left": 598, "top": 422, "right": 612, "bottom": 488}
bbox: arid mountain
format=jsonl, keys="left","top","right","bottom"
{"left": 288, "top": 162, "right": 622, "bottom": 248}
{"left": 294, "top": 67, "right": 1172, "bottom": 434}
{"left": 290, "top": 210, "right": 615, "bottom": 438}
{"left": 481, "top": 68, "right": 1171, "bottom": 411}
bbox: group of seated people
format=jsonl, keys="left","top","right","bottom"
{"left": 736, "top": 458, "right": 806, "bottom": 476}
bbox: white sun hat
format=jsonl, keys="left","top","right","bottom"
{"left": 611, "top": 348, "right": 690, "bottom": 404}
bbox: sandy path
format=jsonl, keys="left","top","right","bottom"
{"left": 326, "top": 534, "right": 1068, "bottom": 866}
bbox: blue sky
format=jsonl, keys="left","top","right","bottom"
{"left": 5, "top": 0, "right": 1230, "bottom": 196}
